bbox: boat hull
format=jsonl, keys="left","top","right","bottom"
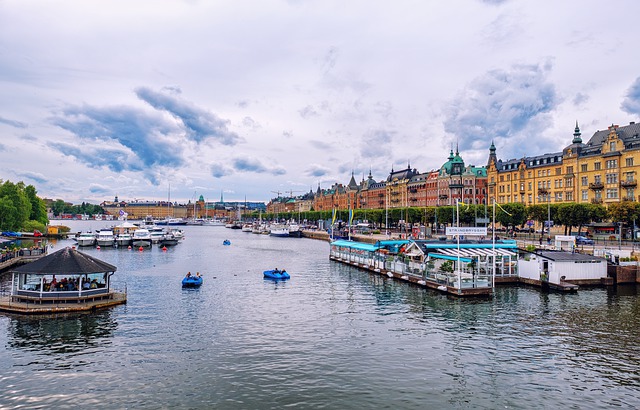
{"left": 182, "top": 277, "right": 203, "bottom": 287}
{"left": 263, "top": 270, "right": 290, "bottom": 280}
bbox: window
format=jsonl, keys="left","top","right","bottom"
{"left": 567, "top": 191, "right": 573, "bottom": 201}
{"left": 610, "top": 141, "right": 616, "bottom": 152}
{"left": 606, "top": 188, "right": 618, "bottom": 199}
{"left": 528, "top": 171, "right": 532, "bottom": 178}
{"left": 528, "top": 182, "right": 532, "bottom": 190}
{"left": 556, "top": 192, "right": 563, "bottom": 201}
{"left": 500, "top": 175, "right": 504, "bottom": 182}
{"left": 566, "top": 178, "right": 573, "bottom": 188}
{"left": 606, "top": 159, "right": 618, "bottom": 169}
{"left": 566, "top": 166, "right": 573, "bottom": 174}
{"left": 594, "top": 175, "right": 602, "bottom": 184}
{"left": 606, "top": 173, "right": 618, "bottom": 184}
{"left": 594, "top": 162, "right": 601, "bottom": 170}
{"left": 581, "top": 164, "right": 588, "bottom": 172}
{"left": 581, "top": 176, "right": 588, "bottom": 186}
{"left": 625, "top": 172, "right": 635, "bottom": 182}
{"left": 556, "top": 167, "right": 562, "bottom": 175}
{"left": 626, "top": 157, "right": 634, "bottom": 167}
{"left": 582, "top": 190, "right": 588, "bottom": 201}
{"left": 528, "top": 194, "right": 532, "bottom": 203}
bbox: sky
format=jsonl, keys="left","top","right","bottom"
{"left": 1, "top": 0, "right": 640, "bottom": 205}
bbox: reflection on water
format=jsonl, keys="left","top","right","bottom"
{"left": 0, "top": 221, "right": 638, "bottom": 409}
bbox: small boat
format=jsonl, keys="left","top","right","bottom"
{"left": 96, "top": 229, "right": 116, "bottom": 247}
{"left": 161, "top": 232, "right": 179, "bottom": 246}
{"left": 116, "top": 232, "right": 133, "bottom": 247}
{"left": 75, "top": 231, "right": 96, "bottom": 247}
{"left": 132, "top": 228, "right": 152, "bottom": 247}
{"left": 263, "top": 269, "right": 290, "bottom": 280}
{"left": 223, "top": 239, "right": 231, "bottom": 246}
{"left": 182, "top": 275, "right": 203, "bottom": 288}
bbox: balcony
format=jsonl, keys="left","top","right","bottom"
{"left": 621, "top": 179, "right": 637, "bottom": 188}
{"left": 622, "top": 196, "right": 634, "bottom": 202}
{"left": 588, "top": 182, "right": 604, "bottom": 190}
{"left": 591, "top": 198, "right": 603, "bottom": 204}
{"left": 439, "top": 194, "right": 448, "bottom": 200}
{"left": 538, "top": 188, "right": 549, "bottom": 195}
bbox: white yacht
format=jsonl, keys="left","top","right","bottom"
{"left": 269, "top": 224, "right": 289, "bottom": 237}
{"left": 96, "top": 229, "right": 116, "bottom": 247}
{"left": 132, "top": 228, "right": 152, "bottom": 247}
{"left": 116, "top": 232, "right": 133, "bottom": 247}
{"left": 75, "top": 232, "right": 96, "bottom": 247}
{"left": 149, "top": 226, "right": 165, "bottom": 244}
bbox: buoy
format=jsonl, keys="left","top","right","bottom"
{"left": 128, "top": 246, "right": 132, "bottom": 250}
{"left": 97, "top": 245, "right": 101, "bottom": 250}
{"left": 138, "top": 246, "right": 144, "bottom": 251}
{"left": 162, "top": 246, "right": 167, "bottom": 251}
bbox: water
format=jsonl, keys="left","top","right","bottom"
{"left": 1, "top": 221, "right": 639, "bottom": 409}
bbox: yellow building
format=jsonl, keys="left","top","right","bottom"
{"left": 487, "top": 121, "right": 640, "bottom": 205}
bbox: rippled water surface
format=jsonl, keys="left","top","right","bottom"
{"left": 1, "top": 221, "right": 639, "bottom": 409}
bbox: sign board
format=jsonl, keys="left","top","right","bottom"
{"left": 446, "top": 227, "right": 488, "bottom": 236}
{"left": 544, "top": 220, "right": 554, "bottom": 227}
{"left": 476, "top": 218, "right": 490, "bottom": 224}
{"left": 526, "top": 220, "right": 534, "bottom": 227}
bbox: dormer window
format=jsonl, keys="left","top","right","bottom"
{"left": 610, "top": 141, "right": 616, "bottom": 152}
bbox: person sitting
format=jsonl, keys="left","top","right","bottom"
{"left": 90, "top": 279, "right": 98, "bottom": 289}
{"left": 83, "top": 281, "right": 91, "bottom": 290}
{"left": 196, "top": 272, "right": 201, "bottom": 278}
{"left": 186, "top": 272, "right": 192, "bottom": 278}
{"left": 274, "top": 268, "right": 279, "bottom": 273}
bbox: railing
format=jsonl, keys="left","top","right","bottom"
{"left": 589, "top": 182, "right": 604, "bottom": 190}
{"left": 621, "top": 179, "right": 637, "bottom": 187}
{"left": 591, "top": 198, "right": 603, "bottom": 204}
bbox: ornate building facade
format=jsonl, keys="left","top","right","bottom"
{"left": 487, "top": 121, "right": 640, "bottom": 205}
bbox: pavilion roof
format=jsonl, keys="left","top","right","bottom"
{"left": 12, "top": 247, "right": 117, "bottom": 275}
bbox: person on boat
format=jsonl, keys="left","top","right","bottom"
{"left": 196, "top": 272, "right": 201, "bottom": 278}
{"left": 186, "top": 272, "right": 192, "bottom": 278}
{"left": 274, "top": 268, "right": 279, "bottom": 273}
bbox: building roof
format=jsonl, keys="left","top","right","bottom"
{"left": 535, "top": 250, "right": 606, "bottom": 262}
{"left": 12, "top": 247, "right": 117, "bottom": 275}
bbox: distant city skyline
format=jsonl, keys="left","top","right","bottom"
{"left": 1, "top": 1, "right": 640, "bottom": 204}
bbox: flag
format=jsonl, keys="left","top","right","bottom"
{"left": 349, "top": 209, "right": 354, "bottom": 225}
{"left": 331, "top": 208, "right": 337, "bottom": 225}
{"left": 495, "top": 202, "right": 512, "bottom": 216}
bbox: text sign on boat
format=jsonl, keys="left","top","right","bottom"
{"left": 446, "top": 227, "right": 488, "bottom": 236}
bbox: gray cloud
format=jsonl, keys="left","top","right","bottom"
{"left": 15, "top": 171, "right": 48, "bottom": 184}
{"left": 210, "top": 163, "right": 234, "bottom": 179}
{"left": 51, "top": 105, "right": 183, "bottom": 171}
{"left": 299, "top": 105, "right": 319, "bottom": 119}
{"left": 361, "top": 129, "right": 395, "bottom": 159}
{"left": 135, "top": 86, "right": 242, "bottom": 145}
{"left": 305, "top": 164, "right": 330, "bottom": 177}
{"left": 89, "top": 183, "right": 112, "bottom": 194}
{"left": 621, "top": 77, "right": 640, "bottom": 116}
{"left": 232, "top": 157, "right": 286, "bottom": 176}
{"left": 309, "top": 139, "right": 332, "bottom": 150}
{"left": 444, "top": 62, "right": 558, "bottom": 157}
{"left": 0, "top": 116, "right": 27, "bottom": 128}
{"left": 573, "top": 92, "right": 589, "bottom": 106}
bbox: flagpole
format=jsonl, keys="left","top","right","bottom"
{"left": 457, "top": 200, "right": 461, "bottom": 292}
{"left": 492, "top": 198, "right": 496, "bottom": 291}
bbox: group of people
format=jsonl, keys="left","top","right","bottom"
{"left": 42, "top": 275, "right": 99, "bottom": 292}
{"left": 185, "top": 272, "right": 201, "bottom": 279}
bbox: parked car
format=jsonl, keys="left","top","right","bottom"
{"left": 575, "top": 235, "right": 595, "bottom": 245}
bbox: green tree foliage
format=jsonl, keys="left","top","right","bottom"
{"left": 608, "top": 202, "right": 640, "bottom": 227}
{"left": 494, "top": 203, "right": 526, "bottom": 229}
{"left": 0, "top": 180, "right": 31, "bottom": 231}
{"left": 24, "top": 184, "right": 48, "bottom": 225}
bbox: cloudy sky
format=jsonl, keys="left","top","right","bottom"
{"left": 2, "top": 0, "right": 640, "bottom": 205}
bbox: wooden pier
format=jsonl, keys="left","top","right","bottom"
{"left": 0, "top": 292, "right": 127, "bottom": 315}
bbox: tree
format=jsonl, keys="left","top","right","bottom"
{"left": 24, "top": 184, "right": 48, "bottom": 225}
{"left": 0, "top": 180, "right": 31, "bottom": 231}
{"left": 608, "top": 202, "right": 640, "bottom": 228}
{"left": 495, "top": 203, "right": 526, "bottom": 229}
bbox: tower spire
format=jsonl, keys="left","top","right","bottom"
{"left": 572, "top": 121, "right": 582, "bottom": 144}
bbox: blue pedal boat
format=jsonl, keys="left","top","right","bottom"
{"left": 182, "top": 275, "right": 203, "bottom": 288}
{"left": 263, "top": 269, "right": 290, "bottom": 280}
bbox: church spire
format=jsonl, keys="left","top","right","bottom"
{"left": 572, "top": 121, "right": 582, "bottom": 144}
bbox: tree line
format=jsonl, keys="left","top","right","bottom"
{"left": 49, "top": 199, "right": 104, "bottom": 218}
{"left": 0, "top": 180, "right": 48, "bottom": 232}
{"left": 254, "top": 201, "right": 640, "bottom": 235}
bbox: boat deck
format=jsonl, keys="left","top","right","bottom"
{"left": 0, "top": 292, "right": 127, "bottom": 314}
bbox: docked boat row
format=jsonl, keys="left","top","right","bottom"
{"left": 231, "top": 221, "right": 302, "bottom": 237}
{"left": 72, "top": 223, "right": 185, "bottom": 248}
